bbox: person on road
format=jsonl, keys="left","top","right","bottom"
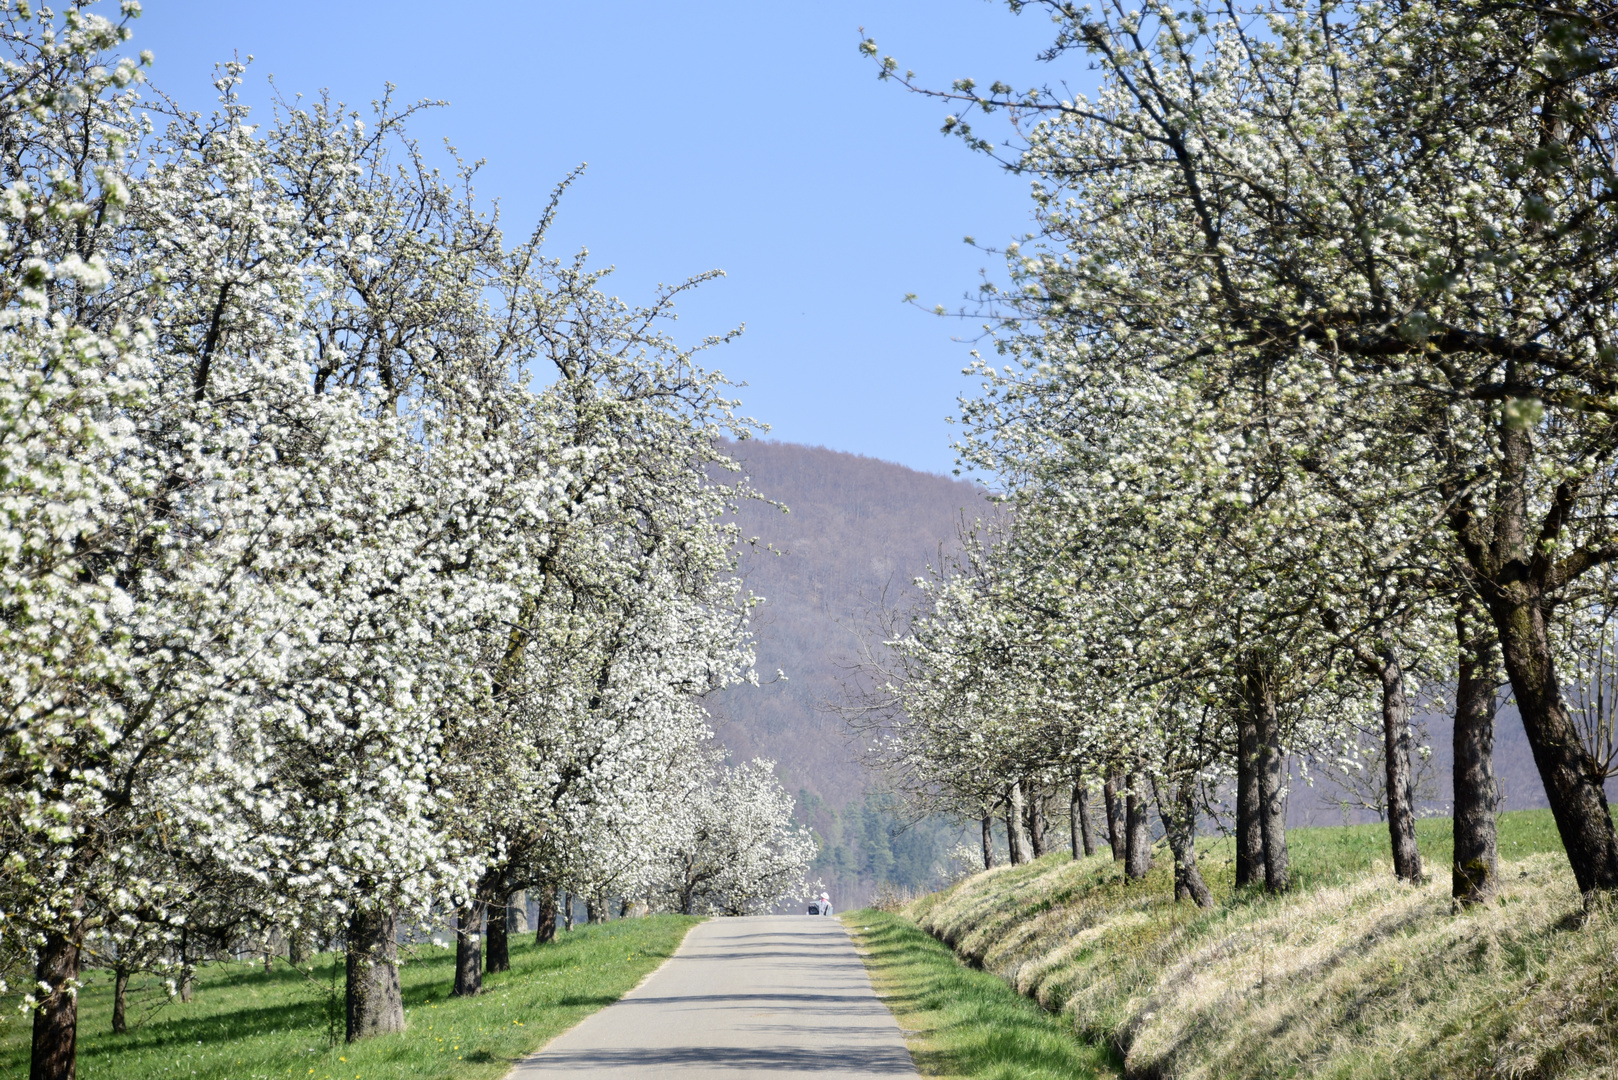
{"left": 818, "top": 892, "right": 832, "bottom": 916}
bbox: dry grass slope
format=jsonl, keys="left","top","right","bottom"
{"left": 906, "top": 812, "right": 1618, "bottom": 1080}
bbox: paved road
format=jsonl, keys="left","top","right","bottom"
{"left": 508, "top": 915, "right": 918, "bottom": 1078}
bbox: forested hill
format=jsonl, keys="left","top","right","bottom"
{"left": 707, "top": 440, "right": 989, "bottom": 903}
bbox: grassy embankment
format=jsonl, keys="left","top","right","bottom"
{"left": 854, "top": 809, "right": 1618, "bottom": 1080}
{"left": 0, "top": 915, "right": 698, "bottom": 1080}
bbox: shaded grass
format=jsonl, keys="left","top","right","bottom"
{"left": 903, "top": 810, "right": 1618, "bottom": 1080}
{"left": 845, "top": 909, "right": 1118, "bottom": 1080}
{"left": 0, "top": 916, "right": 699, "bottom": 1080}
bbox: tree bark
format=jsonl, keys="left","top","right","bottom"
{"left": 177, "top": 928, "right": 194, "bottom": 1004}
{"left": 484, "top": 889, "right": 510, "bottom": 974}
{"left": 585, "top": 898, "right": 600, "bottom": 924}
{"left": 980, "top": 815, "right": 996, "bottom": 870}
{"left": 1028, "top": 785, "right": 1047, "bottom": 858}
{"left": 30, "top": 928, "right": 79, "bottom": 1080}
{"left": 1073, "top": 784, "right": 1097, "bottom": 858}
{"left": 507, "top": 890, "right": 530, "bottom": 934}
{"left": 1251, "top": 671, "right": 1291, "bottom": 892}
{"left": 344, "top": 906, "right": 404, "bottom": 1042}
{"left": 1103, "top": 774, "right": 1125, "bottom": 861}
{"left": 1006, "top": 781, "right": 1032, "bottom": 865}
{"left": 1154, "top": 776, "right": 1213, "bottom": 907}
{"left": 452, "top": 900, "right": 482, "bottom": 997}
{"left": 111, "top": 964, "right": 130, "bottom": 1035}
{"left": 1378, "top": 644, "right": 1424, "bottom": 883}
{"left": 535, "top": 889, "right": 558, "bottom": 944}
{"left": 1454, "top": 597, "right": 1501, "bottom": 906}
{"left": 288, "top": 930, "right": 311, "bottom": 967}
{"left": 1124, "top": 772, "right": 1153, "bottom": 880}
{"left": 563, "top": 892, "right": 574, "bottom": 931}
{"left": 1235, "top": 707, "right": 1265, "bottom": 888}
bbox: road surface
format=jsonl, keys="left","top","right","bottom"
{"left": 508, "top": 914, "right": 918, "bottom": 1078}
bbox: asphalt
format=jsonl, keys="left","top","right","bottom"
{"left": 507, "top": 914, "right": 919, "bottom": 1078}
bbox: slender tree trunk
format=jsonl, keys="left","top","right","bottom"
{"left": 177, "top": 928, "right": 193, "bottom": 1004}
{"left": 1124, "top": 771, "right": 1153, "bottom": 880}
{"left": 1154, "top": 776, "right": 1213, "bottom": 906}
{"left": 1377, "top": 645, "right": 1424, "bottom": 883}
{"left": 1251, "top": 669, "right": 1291, "bottom": 892}
{"left": 288, "top": 930, "right": 311, "bottom": 967}
{"left": 30, "top": 928, "right": 79, "bottom": 1080}
{"left": 535, "top": 889, "right": 559, "bottom": 945}
{"left": 1007, "top": 781, "right": 1032, "bottom": 865}
{"left": 507, "top": 890, "right": 529, "bottom": 934}
{"left": 563, "top": 892, "right": 574, "bottom": 931}
{"left": 1454, "top": 598, "right": 1501, "bottom": 906}
{"left": 1236, "top": 708, "right": 1265, "bottom": 888}
{"left": 111, "top": 964, "right": 130, "bottom": 1035}
{"left": 452, "top": 900, "right": 482, "bottom": 998}
{"left": 1490, "top": 594, "right": 1618, "bottom": 894}
{"left": 980, "top": 815, "right": 996, "bottom": 870}
{"left": 1028, "top": 786, "right": 1047, "bottom": 858}
{"left": 484, "top": 888, "right": 510, "bottom": 974}
{"left": 345, "top": 906, "right": 404, "bottom": 1042}
{"left": 1072, "top": 785, "right": 1097, "bottom": 858}
{"left": 1103, "top": 774, "right": 1125, "bottom": 861}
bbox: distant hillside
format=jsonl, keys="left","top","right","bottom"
{"left": 706, "top": 440, "right": 988, "bottom": 905}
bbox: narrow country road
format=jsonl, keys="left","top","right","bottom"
{"left": 508, "top": 915, "right": 919, "bottom": 1078}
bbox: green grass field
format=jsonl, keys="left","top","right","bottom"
{"left": 846, "top": 909, "right": 1117, "bottom": 1080}
{"left": 0, "top": 916, "right": 698, "bottom": 1080}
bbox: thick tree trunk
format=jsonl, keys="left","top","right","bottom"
{"left": 1252, "top": 673, "right": 1291, "bottom": 892}
{"left": 30, "top": 928, "right": 79, "bottom": 1080}
{"left": 484, "top": 890, "right": 510, "bottom": 974}
{"left": 1006, "top": 781, "right": 1032, "bottom": 865}
{"left": 1073, "top": 785, "right": 1097, "bottom": 858}
{"left": 1155, "top": 776, "right": 1213, "bottom": 907}
{"left": 1378, "top": 645, "right": 1424, "bottom": 883}
{"left": 1491, "top": 595, "right": 1618, "bottom": 894}
{"left": 1454, "top": 599, "right": 1501, "bottom": 906}
{"left": 980, "top": 815, "right": 996, "bottom": 870}
{"left": 344, "top": 906, "right": 404, "bottom": 1042}
{"left": 585, "top": 898, "right": 600, "bottom": 924}
{"left": 452, "top": 900, "right": 482, "bottom": 998}
{"left": 1103, "top": 775, "right": 1125, "bottom": 861}
{"left": 507, "top": 890, "right": 530, "bottom": 934}
{"left": 535, "top": 889, "right": 559, "bottom": 944}
{"left": 111, "top": 965, "right": 130, "bottom": 1035}
{"left": 1124, "top": 772, "right": 1153, "bottom": 880}
{"left": 1028, "top": 786, "right": 1047, "bottom": 858}
{"left": 1235, "top": 709, "right": 1265, "bottom": 888}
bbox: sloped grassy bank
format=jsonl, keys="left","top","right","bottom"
{"left": 905, "top": 811, "right": 1618, "bottom": 1080}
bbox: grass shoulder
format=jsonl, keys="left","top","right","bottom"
{"left": 844, "top": 908, "right": 1119, "bottom": 1080}
{"left": 0, "top": 915, "right": 700, "bottom": 1080}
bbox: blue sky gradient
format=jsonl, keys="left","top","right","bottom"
{"left": 132, "top": 1, "right": 1091, "bottom": 477}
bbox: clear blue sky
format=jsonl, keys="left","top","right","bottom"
{"left": 132, "top": 2, "right": 1085, "bottom": 478}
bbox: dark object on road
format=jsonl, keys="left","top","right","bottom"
{"left": 807, "top": 902, "right": 822, "bottom": 915}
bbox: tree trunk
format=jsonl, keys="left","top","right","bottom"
{"left": 288, "top": 930, "right": 311, "bottom": 967}
{"left": 1154, "top": 776, "right": 1213, "bottom": 907}
{"left": 111, "top": 964, "right": 130, "bottom": 1035}
{"left": 1103, "top": 774, "right": 1125, "bottom": 861}
{"left": 563, "top": 891, "right": 574, "bottom": 931}
{"left": 30, "top": 928, "right": 79, "bottom": 1080}
{"left": 535, "top": 889, "right": 558, "bottom": 944}
{"left": 1490, "top": 594, "right": 1618, "bottom": 894}
{"left": 980, "top": 815, "right": 996, "bottom": 870}
{"left": 452, "top": 899, "right": 482, "bottom": 998}
{"left": 1073, "top": 785, "right": 1097, "bottom": 858}
{"left": 1028, "top": 786, "right": 1047, "bottom": 858}
{"left": 1454, "top": 598, "right": 1501, "bottom": 906}
{"left": 1006, "top": 781, "right": 1032, "bottom": 865}
{"left": 1124, "top": 771, "right": 1153, "bottom": 880}
{"left": 507, "top": 890, "right": 529, "bottom": 934}
{"left": 1378, "top": 645, "right": 1424, "bottom": 883}
{"left": 177, "top": 927, "right": 193, "bottom": 1004}
{"left": 344, "top": 906, "right": 404, "bottom": 1042}
{"left": 1235, "top": 708, "right": 1265, "bottom": 888}
{"left": 1251, "top": 669, "right": 1291, "bottom": 892}
{"left": 484, "top": 890, "right": 510, "bottom": 974}
{"left": 585, "top": 898, "right": 600, "bottom": 924}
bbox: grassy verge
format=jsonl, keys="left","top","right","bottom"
{"left": 0, "top": 915, "right": 699, "bottom": 1080}
{"left": 845, "top": 909, "right": 1119, "bottom": 1080}
{"left": 899, "top": 809, "right": 1618, "bottom": 1080}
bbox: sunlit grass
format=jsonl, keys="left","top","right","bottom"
{"left": 0, "top": 915, "right": 698, "bottom": 1080}
{"left": 845, "top": 909, "right": 1118, "bottom": 1080}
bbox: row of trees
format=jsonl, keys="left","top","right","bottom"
{"left": 862, "top": 0, "right": 1618, "bottom": 908}
{"left": 0, "top": 6, "right": 811, "bottom": 1079}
